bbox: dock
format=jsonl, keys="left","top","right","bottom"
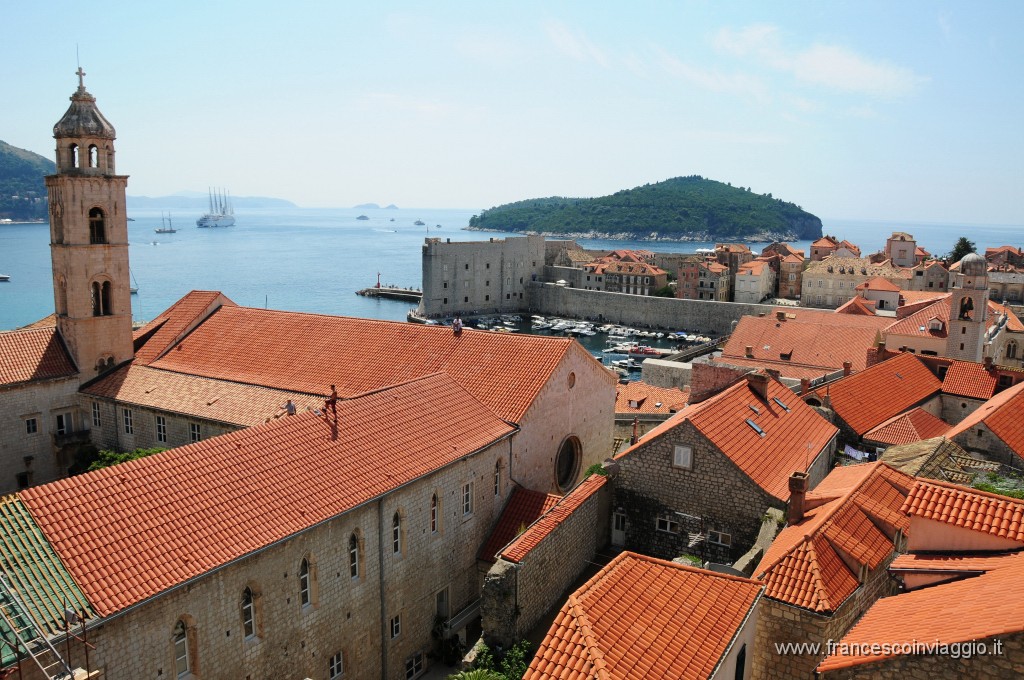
{"left": 356, "top": 286, "right": 422, "bottom": 302}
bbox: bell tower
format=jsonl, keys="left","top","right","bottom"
{"left": 45, "top": 69, "right": 134, "bottom": 377}
{"left": 946, "top": 252, "right": 989, "bottom": 362}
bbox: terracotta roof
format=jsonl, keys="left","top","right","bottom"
{"left": 711, "top": 356, "right": 838, "bottom": 381}
{"left": 618, "top": 375, "right": 837, "bottom": 501}
{"left": 0, "top": 326, "right": 77, "bottom": 386}
{"left": 826, "top": 352, "right": 942, "bottom": 435}
{"left": 862, "top": 408, "right": 950, "bottom": 447}
{"left": 17, "top": 314, "right": 57, "bottom": 330}
{"left": 132, "top": 290, "right": 233, "bottom": 365}
{"left": 19, "top": 373, "right": 516, "bottom": 616}
{"left": 941, "top": 360, "right": 998, "bottom": 400}
{"left": 855, "top": 277, "right": 901, "bottom": 292}
{"left": 834, "top": 296, "right": 877, "bottom": 316}
{"left": 901, "top": 477, "right": 1024, "bottom": 542}
{"left": 703, "top": 262, "right": 728, "bottom": 274}
{"left": 144, "top": 303, "right": 607, "bottom": 423}
{"left": 500, "top": 475, "right": 607, "bottom": 564}
{"left": 989, "top": 300, "right": 1024, "bottom": 332}
{"left": 812, "top": 237, "right": 839, "bottom": 248}
{"left": 817, "top": 551, "right": 1024, "bottom": 672}
{"left": 737, "top": 260, "right": 768, "bottom": 276}
{"left": 883, "top": 297, "right": 952, "bottom": 338}
{"left": 479, "top": 486, "right": 560, "bottom": 563}
{"left": 879, "top": 436, "right": 973, "bottom": 480}
{"left": 755, "top": 463, "right": 914, "bottom": 613}
{"left": 81, "top": 364, "right": 324, "bottom": 427}
{"left": 614, "top": 381, "right": 689, "bottom": 415}
{"left": 782, "top": 253, "right": 804, "bottom": 264}
{"left": 945, "top": 380, "right": 1024, "bottom": 456}
{"left": 523, "top": 552, "right": 762, "bottom": 680}
{"left": 721, "top": 308, "right": 889, "bottom": 374}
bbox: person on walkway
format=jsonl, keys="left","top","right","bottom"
{"left": 325, "top": 385, "right": 338, "bottom": 416}
{"left": 453, "top": 316, "right": 463, "bottom": 336}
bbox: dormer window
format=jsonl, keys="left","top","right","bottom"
{"left": 928, "top": 318, "right": 944, "bottom": 332}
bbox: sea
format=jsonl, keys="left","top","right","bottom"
{"left": 2, "top": 206, "right": 1022, "bottom": 336}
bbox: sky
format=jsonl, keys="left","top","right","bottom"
{"left": 3, "top": 1, "right": 1022, "bottom": 224}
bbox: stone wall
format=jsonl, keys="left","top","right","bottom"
{"left": 0, "top": 376, "right": 81, "bottom": 493}
{"left": 639, "top": 358, "right": 691, "bottom": 390}
{"left": 819, "top": 631, "right": 1024, "bottom": 679}
{"left": 480, "top": 476, "right": 611, "bottom": 647}
{"left": 526, "top": 283, "right": 776, "bottom": 336}
{"left": 752, "top": 550, "right": 902, "bottom": 680}
{"left": 87, "top": 397, "right": 237, "bottom": 453}
{"left": 20, "top": 438, "right": 513, "bottom": 680}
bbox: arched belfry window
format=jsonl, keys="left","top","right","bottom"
{"left": 70, "top": 144, "right": 79, "bottom": 168}
{"left": 101, "top": 281, "right": 112, "bottom": 316}
{"left": 349, "top": 532, "right": 361, "bottom": 579}
{"left": 89, "top": 207, "right": 106, "bottom": 244}
{"left": 91, "top": 282, "right": 102, "bottom": 316}
{"left": 1008, "top": 341, "right": 1018, "bottom": 360}
{"left": 88, "top": 145, "right": 99, "bottom": 168}
{"left": 173, "top": 619, "right": 191, "bottom": 677}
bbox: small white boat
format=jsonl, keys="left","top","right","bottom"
{"left": 0, "top": 274, "right": 10, "bottom": 282}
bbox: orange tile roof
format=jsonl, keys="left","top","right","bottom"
{"left": 941, "top": 360, "right": 998, "bottom": 400}
{"left": 0, "top": 326, "right": 77, "bottom": 386}
{"left": 722, "top": 308, "right": 889, "bottom": 374}
{"left": 81, "top": 365, "right": 324, "bottom": 427}
{"left": 523, "top": 552, "right": 763, "bottom": 680}
{"left": 132, "top": 290, "right": 234, "bottom": 364}
{"left": 945, "top": 380, "right": 1024, "bottom": 455}
{"left": 817, "top": 551, "right": 1024, "bottom": 672}
{"left": 500, "top": 475, "right": 607, "bottom": 563}
{"left": 19, "top": 373, "right": 516, "bottom": 616}
{"left": 862, "top": 408, "right": 950, "bottom": 447}
{"left": 144, "top": 303, "right": 607, "bottom": 423}
{"left": 711, "top": 356, "right": 838, "bottom": 381}
{"left": 738, "top": 260, "right": 767, "bottom": 275}
{"left": 601, "top": 261, "right": 666, "bottom": 276}
{"left": 989, "top": 300, "right": 1024, "bottom": 332}
{"left": 812, "top": 237, "right": 839, "bottom": 248}
{"left": 834, "top": 296, "right": 877, "bottom": 316}
{"left": 17, "top": 314, "right": 57, "bottom": 330}
{"left": 855, "top": 277, "right": 901, "bottom": 292}
{"left": 479, "top": 486, "right": 561, "bottom": 563}
{"left": 614, "top": 381, "right": 689, "bottom": 415}
{"left": 755, "top": 463, "right": 914, "bottom": 613}
{"left": 901, "top": 477, "right": 1024, "bottom": 542}
{"left": 617, "top": 375, "right": 838, "bottom": 501}
{"left": 826, "top": 352, "right": 942, "bottom": 435}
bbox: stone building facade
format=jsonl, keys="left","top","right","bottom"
{"left": 800, "top": 257, "right": 909, "bottom": 309}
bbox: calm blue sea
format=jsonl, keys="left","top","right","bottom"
{"left": 1, "top": 207, "right": 1021, "bottom": 332}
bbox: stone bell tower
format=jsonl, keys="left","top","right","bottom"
{"left": 45, "top": 69, "right": 134, "bottom": 377}
{"left": 946, "top": 252, "right": 989, "bottom": 362}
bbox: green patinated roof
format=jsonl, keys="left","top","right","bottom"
{"left": 0, "top": 494, "right": 94, "bottom": 667}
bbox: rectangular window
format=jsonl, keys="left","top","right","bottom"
{"left": 405, "top": 652, "right": 423, "bottom": 679}
{"left": 390, "top": 614, "right": 401, "bottom": 639}
{"left": 656, "top": 515, "right": 680, "bottom": 534}
{"left": 25, "top": 418, "right": 38, "bottom": 435}
{"left": 156, "top": 416, "right": 167, "bottom": 443}
{"left": 673, "top": 445, "right": 692, "bottom": 469}
{"left": 190, "top": 422, "right": 201, "bottom": 443}
{"left": 122, "top": 408, "right": 134, "bottom": 435}
{"left": 613, "top": 512, "right": 627, "bottom": 532}
{"left": 92, "top": 402, "right": 102, "bottom": 428}
{"left": 329, "top": 651, "right": 344, "bottom": 679}
{"left": 463, "top": 482, "right": 473, "bottom": 516}
{"left": 443, "top": 297, "right": 448, "bottom": 305}
{"left": 436, "top": 587, "right": 450, "bottom": 618}
{"left": 55, "top": 413, "right": 69, "bottom": 436}
{"left": 708, "top": 530, "right": 732, "bottom": 547}
{"left": 443, "top": 282, "right": 448, "bottom": 289}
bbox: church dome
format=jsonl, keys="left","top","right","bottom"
{"left": 53, "top": 84, "right": 116, "bottom": 140}
{"left": 959, "top": 252, "right": 987, "bottom": 277}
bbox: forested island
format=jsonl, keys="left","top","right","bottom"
{"left": 0, "top": 140, "right": 54, "bottom": 220}
{"left": 468, "top": 176, "right": 823, "bottom": 242}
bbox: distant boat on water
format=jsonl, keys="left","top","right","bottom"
{"left": 196, "top": 188, "right": 236, "bottom": 228}
{"left": 0, "top": 274, "right": 10, "bottom": 282}
{"left": 414, "top": 219, "right": 425, "bottom": 226}
{"left": 357, "top": 215, "right": 369, "bottom": 221}
{"left": 155, "top": 212, "right": 177, "bottom": 233}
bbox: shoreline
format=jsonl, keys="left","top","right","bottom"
{"left": 462, "top": 226, "right": 801, "bottom": 244}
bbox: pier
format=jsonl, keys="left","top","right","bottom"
{"left": 356, "top": 286, "right": 422, "bottom": 302}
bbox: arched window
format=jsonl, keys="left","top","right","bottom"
{"left": 241, "top": 587, "right": 256, "bottom": 639}
{"left": 101, "top": 281, "right": 112, "bottom": 316}
{"left": 88, "top": 144, "right": 98, "bottom": 168}
{"left": 1008, "top": 341, "right": 1018, "bottom": 360}
{"left": 70, "top": 144, "right": 79, "bottom": 168}
{"left": 392, "top": 512, "right": 402, "bottom": 555}
{"left": 430, "top": 494, "right": 438, "bottom": 533}
{"left": 89, "top": 207, "right": 106, "bottom": 244}
{"left": 299, "top": 558, "right": 311, "bottom": 606}
{"left": 349, "top": 533, "right": 360, "bottom": 579}
{"left": 91, "top": 282, "right": 102, "bottom": 316}
{"left": 173, "top": 619, "right": 190, "bottom": 677}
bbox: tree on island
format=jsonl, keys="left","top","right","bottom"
{"left": 947, "top": 236, "right": 977, "bottom": 263}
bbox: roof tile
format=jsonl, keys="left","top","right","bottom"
{"left": 0, "top": 326, "right": 77, "bottom": 385}
{"left": 826, "top": 352, "right": 942, "bottom": 435}
{"left": 479, "top": 487, "right": 560, "bottom": 563}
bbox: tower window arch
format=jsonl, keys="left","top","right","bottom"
{"left": 349, "top": 531, "right": 362, "bottom": 579}
{"left": 88, "top": 144, "right": 99, "bottom": 168}
{"left": 241, "top": 586, "right": 261, "bottom": 640}
{"left": 1008, "top": 341, "right": 1018, "bottom": 360}
{"left": 392, "top": 511, "right": 404, "bottom": 556}
{"left": 89, "top": 207, "right": 107, "bottom": 244}
{"left": 70, "top": 143, "right": 79, "bottom": 168}
{"left": 91, "top": 282, "right": 102, "bottom": 316}
{"left": 101, "top": 281, "right": 112, "bottom": 316}
{"left": 173, "top": 618, "right": 194, "bottom": 678}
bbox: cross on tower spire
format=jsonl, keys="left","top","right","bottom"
{"left": 76, "top": 66, "right": 86, "bottom": 89}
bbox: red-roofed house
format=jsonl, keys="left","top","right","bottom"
{"left": 524, "top": 552, "right": 763, "bottom": 680}
{"left": 945, "top": 380, "right": 1024, "bottom": 467}
{"left": 817, "top": 480, "right": 1024, "bottom": 678}
{"left": 612, "top": 372, "right": 838, "bottom": 564}
{"left": 751, "top": 462, "right": 915, "bottom": 679}
{"left": 735, "top": 259, "right": 776, "bottom": 303}
{"left": 862, "top": 407, "right": 950, "bottom": 450}
{"left": 614, "top": 380, "right": 690, "bottom": 443}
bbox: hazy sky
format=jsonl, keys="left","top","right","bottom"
{"left": 4, "top": 1, "right": 1022, "bottom": 223}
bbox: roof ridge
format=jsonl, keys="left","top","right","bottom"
{"left": 564, "top": 594, "right": 611, "bottom": 680}
{"left": 803, "top": 539, "right": 835, "bottom": 612}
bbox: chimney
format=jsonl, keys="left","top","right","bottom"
{"left": 630, "top": 416, "right": 639, "bottom": 445}
{"left": 787, "top": 471, "right": 809, "bottom": 524}
{"left": 745, "top": 345, "right": 754, "bottom": 358}
{"left": 776, "top": 310, "right": 786, "bottom": 321}
{"left": 984, "top": 356, "right": 993, "bottom": 370}
{"left": 878, "top": 340, "right": 886, "bottom": 352}
{"left": 746, "top": 371, "right": 769, "bottom": 400}
{"left": 843, "top": 361, "right": 852, "bottom": 376}
{"left": 800, "top": 378, "right": 810, "bottom": 395}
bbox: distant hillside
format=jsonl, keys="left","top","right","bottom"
{"left": 0, "top": 141, "right": 54, "bottom": 220}
{"left": 468, "top": 176, "right": 822, "bottom": 241}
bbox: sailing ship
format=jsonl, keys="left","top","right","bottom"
{"left": 196, "top": 188, "right": 236, "bottom": 228}
{"left": 155, "top": 212, "right": 177, "bottom": 233}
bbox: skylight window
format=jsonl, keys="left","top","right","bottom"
{"left": 745, "top": 419, "right": 765, "bottom": 436}
{"left": 749, "top": 404, "right": 760, "bottom": 414}
{"left": 772, "top": 397, "right": 791, "bottom": 412}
